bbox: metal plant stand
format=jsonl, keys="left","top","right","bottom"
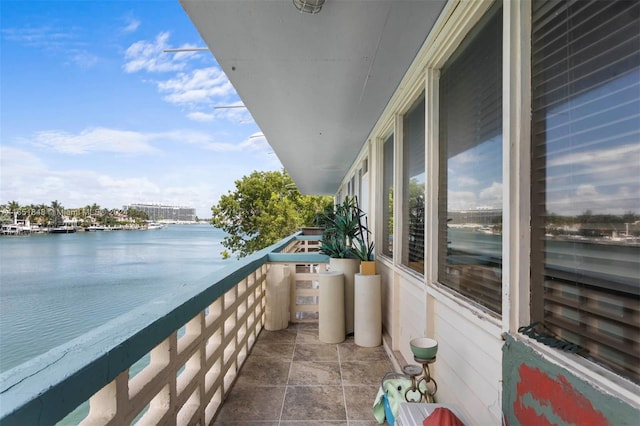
{"left": 382, "top": 356, "right": 438, "bottom": 403}
{"left": 402, "top": 356, "right": 438, "bottom": 402}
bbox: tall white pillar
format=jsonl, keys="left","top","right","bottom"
{"left": 354, "top": 273, "right": 382, "bottom": 347}
{"left": 319, "top": 271, "right": 345, "bottom": 343}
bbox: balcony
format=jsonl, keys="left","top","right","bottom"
{"left": 0, "top": 233, "right": 393, "bottom": 425}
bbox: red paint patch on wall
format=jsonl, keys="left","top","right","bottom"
{"left": 514, "top": 363, "right": 611, "bottom": 426}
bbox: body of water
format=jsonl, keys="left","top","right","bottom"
{"left": 0, "top": 224, "right": 227, "bottom": 373}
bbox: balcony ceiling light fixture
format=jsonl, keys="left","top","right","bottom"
{"left": 293, "top": 0, "right": 325, "bottom": 14}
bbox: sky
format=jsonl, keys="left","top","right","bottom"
{"left": 0, "top": 0, "right": 282, "bottom": 219}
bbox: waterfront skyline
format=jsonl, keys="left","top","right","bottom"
{"left": 0, "top": 1, "right": 282, "bottom": 218}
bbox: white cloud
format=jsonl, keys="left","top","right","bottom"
{"left": 479, "top": 182, "right": 503, "bottom": 208}
{"left": 454, "top": 176, "right": 479, "bottom": 187}
{"left": 187, "top": 112, "right": 215, "bottom": 122}
{"left": 68, "top": 50, "right": 99, "bottom": 69}
{"left": 123, "top": 32, "right": 202, "bottom": 73}
{"left": 450, "top": 150, "right": 480, "bottom": 165}
{"left": 447, "top": 191, "right": 477, "bottom": 211}
{"left": 2, "top": 26, "right": 98, "bottom": 68}
{"left": 157, "top": 67, "right": 234, "bottom": 105}
{"left": 1, "top": 26, "right": 76, "bottom": 47}
{"left": 548, "top": 143, "right": 639, "bottom": 168}
{"left": 0, "top": 146, "right": 46, "bottom": 172}
{"left": 28, "top": 128, "right": 158, "bottom": 154}
{"left": 546, "top": 143, "right": 640, "bottom": 215}
{"left": 177, "top": 131, "right": 271, "bottom": 153}
{"left": 122, "top": 17, "right": 140, "bottom": 34}
{"left": 18, "top": 126, "right": 270, "bottom": 156}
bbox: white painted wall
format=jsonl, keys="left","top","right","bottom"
{"left": 380, "top": 272, "right": 503, "bottom": 425}
{"left": 429, "top": 293, "right": 503, "bottom": 424}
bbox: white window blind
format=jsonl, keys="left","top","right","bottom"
{"left": 530, "top": 0, "right": 640, "bottom": 383}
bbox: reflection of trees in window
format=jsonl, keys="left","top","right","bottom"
{"left": 408, "top": 180, "right": 425, "bottom": 270}
{"left": 545, "top": 211, "right": 640, "bottom": 239}
{"left": 402, "top": 94, "right": 425, "bottom": 274}
{"left": 382, "top": 134, "right": 394, "bottom": 257}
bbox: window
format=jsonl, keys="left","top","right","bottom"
{"left": 530, "top": 0, "right": 640, "bottom": 383}
{"left": 382, "top": 134, "right": 394, "bottom": 257}
{"left": 403, "top": 95, "right": 426, "bottom": 274}
{"left": 438, "top": 3, "right": 503, "bottom": 313}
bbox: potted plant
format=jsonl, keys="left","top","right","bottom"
{"left": 319, "top": 196, "right": 363, "bottom": 334}
{"left": 348, "top": 198, "right": 381, "bottom": 347}
{"left": 352, "top": 202, "right": 376, "bottom": 275}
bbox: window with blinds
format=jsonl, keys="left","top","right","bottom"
{"left": 438, "top": 2, "right": 503, "bottom": 313}
{"left": 382, "top": 134, "right": 394, "bottom": 258}
{"left": 530, "top": 0, "right": 640, "bottom": 383}
{"left": 403, "top": 95, "right": 425, "bottom": 274}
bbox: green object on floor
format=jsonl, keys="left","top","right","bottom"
{"left": 373, "top": 377, "right": 427, "bottom": 424}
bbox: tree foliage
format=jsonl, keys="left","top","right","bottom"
{"left": 210, "top": 170, "right": 333, "bottom": 258}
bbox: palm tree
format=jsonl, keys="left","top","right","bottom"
{"left": 8, "top": 201, "right": 20, "bottom": 224}
{"left": 50, "top": 200, "right": 63, "bottom": 227}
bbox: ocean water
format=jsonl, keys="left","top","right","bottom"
{"left": 0, "top": 224, "right": 228, "bottom": 373}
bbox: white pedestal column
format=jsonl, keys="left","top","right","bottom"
{"left": 319, "top": 271, "right": 345, "bottom": 343}
{"left": 265, "top": 264, "right": 291, "bottom": 331}
{"left": 354, "top": 273, "right": 382, "bottom": 347}
{"left": 329, "top": 258, "right": 360, "bottom": 335}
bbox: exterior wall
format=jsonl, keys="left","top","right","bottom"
{"left": 429, "top": 291, "right": 502, "bottom": 424}
{"left": 378, "top": 261, "right": 395, "bottom": 341}
{"left": 339, "top": 0, "right": 639, "bottom": 424}
{"left": 395, "top": 274, "right": 427, "bottom": 363}
{"left": 503, "top": 334, "right": 638, "bottom": 426}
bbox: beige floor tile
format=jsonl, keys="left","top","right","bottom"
{"left": 214, "top": 384, "right": 285, "bottom": 423}
{"left": 214, "top": 325, "right": 394, "bottom": 425}
{"left": 257, "top": 329, "right": 297, "bottom": 344}
{"left": 288, "top": 361, "right": 342, "bottom": 385}
{"left": 294, "top": 343, "right": 339, "bottom": 361}
{"left": 251, "top": 340, "right": 295, "bottom": 360}
{"left": 343, "top": 385, "right": 380, "bottom": 421}
{"left": 338, "top": 341, "right": 389, "bottom": 362}
{"left": 281, "top": 385, "right": 347, "bottom": 421}
{"left": 234, "top": 357, "right": 291, "bottom": 387}
{"left": 340, "top": 360, "right": 393, "bottom": 386}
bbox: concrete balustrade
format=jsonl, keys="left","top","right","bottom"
{"left": 0, "top": 234, "right": 328, "bottom": 425}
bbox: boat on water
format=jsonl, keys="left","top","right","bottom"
{"left": 146, "top": 223, "right": 166, "bottom": 230}
{"left": 1, "top": 224, "right": 31, "bottom": 235}
{"left": 49, "top": 227, "right": 77, "bottom": 234}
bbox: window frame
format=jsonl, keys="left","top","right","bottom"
{"left": 379, "top": 130, "right": 395, "bottom": 260}
{"left": 400, "top": 92, "right": 427, "bottom": 275}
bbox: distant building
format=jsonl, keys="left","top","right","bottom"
{"left": 124, "top": 203, "right": 196, "bottom": 222}
{"left": 448, "top": 208, "right": 502, "bottom": 226}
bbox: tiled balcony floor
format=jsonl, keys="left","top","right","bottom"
{"left": 214, "top": 323, "right": 392, "bottom": 425}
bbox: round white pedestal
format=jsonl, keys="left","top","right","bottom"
{"left": 354, "top": 273, "right": 382, "bottom": 347}
{"left": 319, "top": 271, "right": 345, "bottom": 343}
{"left": 329, "top": 258, "right": 360, "bottom": 334}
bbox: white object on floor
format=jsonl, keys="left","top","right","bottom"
{"left": 396, "top": 403, "right": 470, "bottom": 426}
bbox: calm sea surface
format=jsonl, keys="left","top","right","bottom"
{"left": 0, "top": 224, "right": 228, "bottom": 373}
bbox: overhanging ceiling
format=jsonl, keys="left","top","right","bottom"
{"left": 180, "top": 0, "right": 446, "bottom": 195}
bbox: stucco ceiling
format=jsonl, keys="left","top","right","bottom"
{"left": 180, "top": 0, "right": 446, "bottom": 195}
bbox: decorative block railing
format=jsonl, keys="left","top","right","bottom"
{"left": 0, "top": 234, "right": 327, "bottom": 425}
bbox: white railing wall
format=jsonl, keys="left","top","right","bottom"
{"left": 80, "top": 266, "right": 267, "bottom": 425}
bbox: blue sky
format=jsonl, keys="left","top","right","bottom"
{"left": 0, "top": 0, "right": 282, "bottom": 218}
